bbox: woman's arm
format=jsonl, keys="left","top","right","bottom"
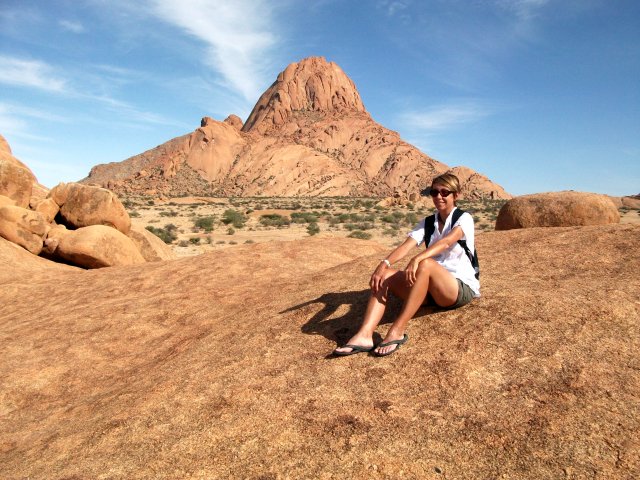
{"left": 405, "top": 226, "right": 465, "bottom": 285}
{"left": 370, "top": 237, "right": 418, "bottom": 293}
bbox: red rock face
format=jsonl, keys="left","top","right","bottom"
{"left": 82, "top": 56, "right": 510, "bottom": 199}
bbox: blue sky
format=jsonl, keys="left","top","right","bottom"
{"left": 1, "top": 0, "right": 638, "bottom": 196}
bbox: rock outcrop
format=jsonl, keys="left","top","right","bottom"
{"left": 495, "top": 191, "right": 620, "bottom": 230}
{"left": 0, "top": 136, "right": 175, "bottom": 267}
{"left": 82, "top": 57, "right": 510, "bottom": 200}
{"left": 0, "top": 205, "right": 48, "bottom": 255}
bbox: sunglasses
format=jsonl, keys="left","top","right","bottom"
{"left": 429, "top": 188, "right": 453, "bottom": 198}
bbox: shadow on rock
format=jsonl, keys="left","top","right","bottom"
{"left": 285, "top": 289, "right": 405, "bottom": 346}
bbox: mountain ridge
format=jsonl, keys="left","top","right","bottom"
{"left": 83, "top": 57, "right": 510, "bottom": 199}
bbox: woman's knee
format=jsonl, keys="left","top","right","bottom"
{"left": 416, "top": 258, "right": 438, "bottom": 275}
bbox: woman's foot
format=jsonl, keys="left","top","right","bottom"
{"left": 333, "top": 335, "right": 374, "bottom": 356}
{"left": 374, "top": 333, "right": 408, "bottom": 356}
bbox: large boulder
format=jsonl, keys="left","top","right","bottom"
{"left": 127, "top": 224, "right": 176, "bottom": 262}
{"left": 42, "top": 224, "right": 70, "bottom": 256}
{"left": 49, "top": 183, "right": 131, "bottom": 234}
{"left": 55, "top": 225, "right": 145, "bottom": 268}
{"left": 34, "top": 198, "right": 60, "bottom": 224}
{"left": 496, "top": 191, "right": 620, "bottom": 230}
{"left": 0, "top": 205, "right": 48, "bottom": 255}
{"left": 0, "top": 150, "right": 37, "bottom": 208}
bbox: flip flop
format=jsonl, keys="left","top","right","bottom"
{"left": 333, "top": 344, "right": 375, "bottom": 356}
{"left": 374, "top": 334, "right": 408, "bottom": 357}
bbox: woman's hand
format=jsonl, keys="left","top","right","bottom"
{"left": 405, "top": 256, "right": 420, "bottom": 286}
{"left": 370, "top": 262, "right": 390, "bottom": 294}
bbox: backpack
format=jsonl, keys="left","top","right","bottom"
{"left": 424, "top": 209, "right": 480, "bottom": 279}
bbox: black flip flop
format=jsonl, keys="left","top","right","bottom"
{"left": 333, "top": 344, "right": 375, "bottom": 356}
{"left": 374, "top": 334, "right": 408, "bottom": 357}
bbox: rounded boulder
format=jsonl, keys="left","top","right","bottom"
{"left": 0, "top": 205, "right": 48, "bottom": 255}
{"left": 495, "top": 191, "right": 620, "bottom": 230}
{"left": 55, "top": 225, "right": 145, "bottom": 268}
{"left": 49, "top": 183, "right": 131, "bottom": 234}
{"left": 0, "top": 150, "right": 37, "bottom": 208}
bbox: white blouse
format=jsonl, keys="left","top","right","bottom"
{"left": 407, "top": 207, "right": 480, "bottom": 297}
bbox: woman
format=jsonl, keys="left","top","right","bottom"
{"left": 333, "top": 173, "right": 480, "bottom": 357}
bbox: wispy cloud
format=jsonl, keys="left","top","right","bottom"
{"left": 59, "top": 19, "right": 86, "bottom": 33}
{"left": 496, "top": 0, "right": 550, "bottom": 21}
{"left": 150, "top": 0, "right": 278, "bottom": 102}
{"left": 378, "top": 0, "right": 411, "bottom": 17}
{"left": 0, "top": 103, "right": 57, "bottom": 142}
{"left": 399, "top": 101, "right": 494, "bottom": 132}
{"left": 0, "top": 55, "right": 67, "bottom": 92}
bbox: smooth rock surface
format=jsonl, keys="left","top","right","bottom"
{"left": 495, "top": 191, "right": 619, "bottom": 230}
{"left": 56, "top": 224, "right": 145, "bottom": 268}
{"left": 1, "top": 228, "right": 638, "bottom": 478}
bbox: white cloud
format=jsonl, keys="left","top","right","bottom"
{"left": 399, "top": 102, "right": 494, "bottom": 132}
{"left": 150, "top": 0, "right": 278, "bottom": 102}
{"left": 59, "top": 19, "right": 86, "bottom": 33}
{"left": 0, "top": 56, "right": 67, "bottom": 92}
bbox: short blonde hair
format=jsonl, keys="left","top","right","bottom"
{"left": 430, "top": 173, "right": 461, "bottom": 193}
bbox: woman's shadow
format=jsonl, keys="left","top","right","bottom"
{"left": 282, "top": 289, "right": 433, "bottom": 356}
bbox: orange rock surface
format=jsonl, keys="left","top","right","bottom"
{"left": 1, "top": 225, "right": 639, "bottom": 478}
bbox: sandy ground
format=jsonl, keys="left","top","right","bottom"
{"left": 127, "top": 196, "right": 509, "bottom": 257}
{"left": 128, "top": 196, "right": 639, "bottom": 257}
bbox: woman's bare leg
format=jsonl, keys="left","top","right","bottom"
{"left": 374, "top": 259, "right": 459, "bottom": 355}
{"left": 334, "top": 269, "right": 411, "bottom": 353}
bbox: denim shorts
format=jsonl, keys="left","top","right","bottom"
{"left": 423, "top": 279, "right": 474, "bottom": 309}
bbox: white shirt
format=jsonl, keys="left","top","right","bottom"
{"left": 407, "top": 207, "right": 480, "bottom": 297}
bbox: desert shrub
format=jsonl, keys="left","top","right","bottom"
{"left": 145, "top": 224, "right": 178, "bottom": 244}
{"left": 222, "top": 209, "right": 247, "bottom": 228}
{"left": 381, "top": 214, "right": 395, "bottom": 224}
{"left": 405, "top": 212, "right": 419, "bottom": 225}
{"left": 345, "top": 222, "right": 374, "bottom": 231}
{"left": 229, "top": 240, "right": 238, "bottom": 245}
{"left": 307, "top": 222, "right": 320, "bottom": 236}
{"left": 189, "top": 237, "right": 201, "bottom": 244}
{"left": 129, "top": 210, "right": 140, "bottom": 218}
{"left": 244, "top": 239, "right": 255, "bottom": 244}
{"left": 227, "top": 227, "right": 235, "bottom": 235}
{"left": 194, "top": 216, "right": 215, "bottom": 232}
{"left": 178, "top": 240, "right": 189, "bottom": 247}
{"left": 159, "top": 210, "right": 178, "bottom": 217}
{"left": 216, "top": 240, "right": 225, "bottom": 244}
{"left": 291, "top": 212, "right": 318, "bottom": 224}
{"left": 147, "top": 200, "right": 154, "bottom": 206}
{"left": 260, "top": 213, "right": 291, "bottom": 227}
{"left": 348, "top": 230, "right": 372, "bottom": 240}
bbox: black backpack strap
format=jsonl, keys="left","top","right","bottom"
{"left": 424, "top": 214, "right": 436, "bottom": 248}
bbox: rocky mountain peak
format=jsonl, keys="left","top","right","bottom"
{"left": 242, "top": 56, "right": 367, "bottom": 134}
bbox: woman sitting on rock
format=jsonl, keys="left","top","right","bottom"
{"left": 333, "top": 173, "right": 480, "bottom": 357}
